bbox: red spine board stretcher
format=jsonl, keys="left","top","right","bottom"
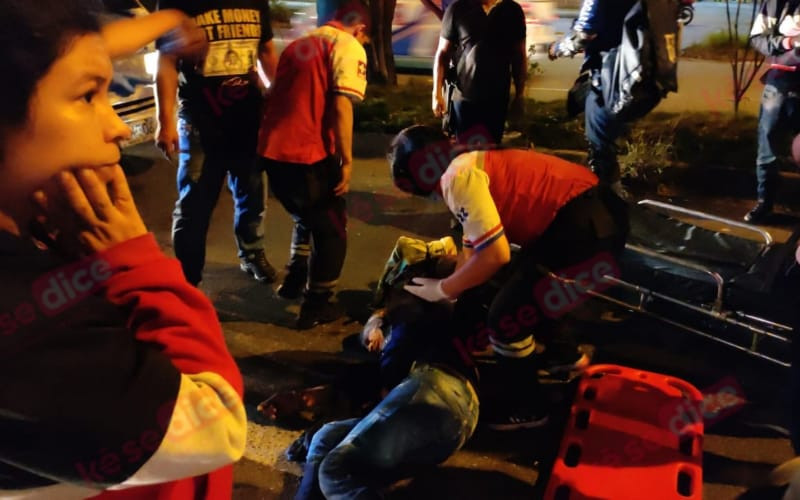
{"left": 544, "top": 365, "right": 704, "bottom": 500}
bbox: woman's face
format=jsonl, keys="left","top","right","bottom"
{"left": 1, "top": 33, "right": 131, "bottom": 215}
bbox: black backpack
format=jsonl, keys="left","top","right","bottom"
{"left": 600, "top": 0, "right": 680, "bottom": 121}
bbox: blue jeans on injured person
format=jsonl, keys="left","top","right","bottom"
{"left": 756, "top": 84, "right": 800, "bottom": 204}
{"left": 172, "top": 117, "right": 265, "bottom": 285}
{"left": 305, "top": 363, "right": 479, "bottom": 500}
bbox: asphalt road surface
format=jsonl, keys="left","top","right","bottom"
{"left": 121, "top": 137, "right": 796, "bottom": 499}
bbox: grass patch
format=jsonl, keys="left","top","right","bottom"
{"left": 354, "top": 79, "right": 440, "bottom": 133}
{"left": 620, "top": 128, "right": 674, "bottom": 180}
{"left": 682, "top": 30, "right": 751, "bottom": 61}
{"left": 651, "top": 112, "right": 758, "bottom": 168}
{"left": 521, "top": 100, "right": 587, "bottom": 151}
{"left": 356, "top": 83, "right": 761, "bottom": 174}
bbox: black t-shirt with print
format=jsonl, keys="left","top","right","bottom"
{"left": 441, "top": 0, "right": 525, "bottom": 103}
{"left": 157, "top": 0, "right": 273, "bottom": 148}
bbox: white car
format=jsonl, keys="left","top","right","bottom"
{"left": 102, "top": 3, "right": 159, "bottom": 151}
{"left": 276, "top": 0, "right": 558, "bottom": 70}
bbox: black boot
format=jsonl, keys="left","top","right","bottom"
{"left": 240, "top": 249, "right": 278, "bottom": 283}
{"left": 482, "top": 355, "right": 550, "bottom": 431}
{"left": 297, "top": 291, "right": 344, "bottom": 330}
{"left": 744, "top": 200, "right": 773, "bottom": 223}
{"left": 587, "top": 147, "right": 621, "bottom": 185}
{"left": 277, "top": 263, "right": 308, "bottom": 300}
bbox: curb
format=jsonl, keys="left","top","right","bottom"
{"left": 650, "top": 164, "right": 800, "bottom": 209}
{"left": 233, "top": 419, "right": 303, "bottom": 497}
{"left": 353, "top": 132, "right": 393, "bottom": 158}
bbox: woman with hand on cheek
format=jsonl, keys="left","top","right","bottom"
{"left": 0, "top": 2, "right": 246, "bottom": 499}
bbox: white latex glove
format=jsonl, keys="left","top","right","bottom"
{"left": 403, "top": 277, "right": 454, "bottom": 303}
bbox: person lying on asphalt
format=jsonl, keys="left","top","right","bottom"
{"left": 273, "top": 238, "right": 479, "bottom": 500}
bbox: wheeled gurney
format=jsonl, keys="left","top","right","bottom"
{"left": 578, "top": 199, "right": 799, "bottom": 368}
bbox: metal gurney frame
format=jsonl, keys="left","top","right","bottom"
{"left": 546, "top": 199, "right": 795, "bottom": 368}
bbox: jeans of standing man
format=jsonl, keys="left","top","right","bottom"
{"left": 172, "top": 118, "right": 265, "bottom": 285}
{"left": 451, "top": 97, "right": 508, "bottom": 145}
{"left": 584, "top": 86, "right": 626, "bottom": 182}
{"left": 306, "top": 364, "right": 479, "bottom": 500}
{"left": 261, "top": 156, "right": 345, "bottom": 296}
{"left": 756, "top": 84, "right": 800, "bottom": 205}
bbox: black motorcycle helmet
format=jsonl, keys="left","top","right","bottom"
{"left": 388, "top": 125, "right": 451, "bottom": 196}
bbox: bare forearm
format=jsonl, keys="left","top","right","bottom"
{"left": 102, "top": 9, "right": 186, "bottom": 59}
{"left": 333, "top": 95, "right": 354, "bottom": 167}
{"left": 258, "top": 40, "right": 278, "bottom": 87}
{"left": 443, "top": 239, "right": 510, "bottom": 297}
{"left": 156, "top": 55, "right": 179, "bottom": 125}
{"left": 442, "top": 253, "right": 504, "bottom": 297}
{"left": 433, "top": 49, "right": 449, "bottom": 101}
{"left": 455, "top": 246, "right": 474, "bottom": 270}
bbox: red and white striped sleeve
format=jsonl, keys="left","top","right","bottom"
{"left": 441, "top": 152, "right": 505, "bottom": 252}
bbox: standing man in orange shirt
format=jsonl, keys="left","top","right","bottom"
{"left": 258, "top": 4, "right": 369, "bottom": 329}
{"left": 388, "top": 125, "right": 629, "bottom": 428}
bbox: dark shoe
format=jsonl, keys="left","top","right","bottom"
{"left": 744, "top": 201, "right": 772, "bottom": 223}
{"left": 536, "top": 343, "right": 590, "bottom": 377}
{"left": 297, "top": 295, "right": 344, "bottom": 330}
{"left": 484, "top": 407, "right": 550, "bottom": 431}
{"left": 240, "top": 250, "right": 278, "bottom": 283}
{"left": 277, "top": 266, "right": 307, "bottom": 300}
{"left": 588, "top": 148, "right": 621, "bottom": 184}
{"left": 609, "top": 180, "right": 631, "bottom": 201}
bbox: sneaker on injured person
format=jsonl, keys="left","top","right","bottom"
{"left": 484, "top": 405, "right": 550, "bottom": 431}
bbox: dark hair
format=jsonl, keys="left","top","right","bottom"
{"left": 0, "top": 0, "right": 103, "bottom": 149}
{"left": 332, "top": 0, "right": 371, "bottom": 30}
{"left": 387, "top": 125, "right": 450, "bottom": 196}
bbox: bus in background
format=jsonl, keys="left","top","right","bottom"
{"left": 391, "top": 0, "right": 557, "bottom": 69}
{"left": 275, "top": 0, "right": 558, "bottom": 70}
